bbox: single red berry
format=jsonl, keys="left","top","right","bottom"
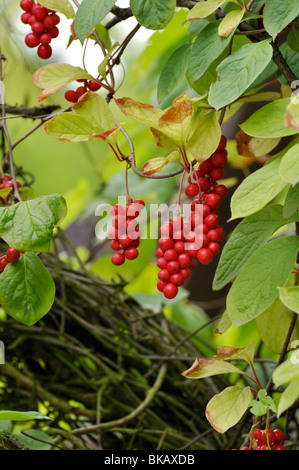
{"left": 207, "top": 229, "right": 220, "bottom": 242}
{"left": 6, "top": 247, "right": 21, "bottom": 263}
{"left": 186, "top": 242, "right": 199, "bottom": 257}
{"left": 195, "top": 223, "right": 209, "bottom": 235}
{"left": 185, "top": 184, "right": 199, "bottom": 198}
{"left": 31, "top": 21, "right": 45, "bottom": 35}
{"left": 208, "top": 242, "right": 220, "bottom": 255}
{"left": 31, "top": 4, "right": 47, "bottom": 20}
{"left": 20, "top": 0, "right": 33, "bottom": 12}
{"left": 110, "top": 239, "right": 121, "bottom": 251}
{"left": 240, "top": 447, "right": 250, "bottom": 450}
{"left": 76, "top": 86, "right": 88, "bottom": 99}
{"left": 158, "top": 269, "right": 170, "bottom": 282}
{"left": 164, "top": 249, "right": 178, "bottom": 262}
{"left": 204, "top": 213, "right": 219, "bottom": 229}
{"left": 210, "top": 167, "right": 223, "bottom": 181}
{"left": 48, "top": 26, "right": 59, "bottom": 38}
{"left": 21, "top": 11, "right": 31, "bottom": 23}
{"left": 198, "top": 177, "right": 211, "bottom": 192}
{"left": 111, "top": 204, "right": 125, "bottom": 216}
{"left": 119, "top": 234, "right": 133, "bottom": 248}
{"left": 170, "top": 273, "right": 184, "bottom": 286}
{"left": 87, "top": 80, "right": 101, "bottom": 91}
{"left": 40, "top": 32, "right": 52, "bottom": 45}
{"left": 173, "top": 229, "right": 184, "bottom": 241}
{"left": 273, "top": 444, "right": 286, "bottom": 450}
{"left": 211, "top": 150, "right": 227, "bottom": 167}
{"left": 160, "top": 222, "right": 173, "bottom": 238}
{"left": 174, "top": 241, "right": 185, "bottom": 254}
{"left": 25, "top": 32, "right": 40, "bottom": 48}
{"left": 112, "top": 214, "right": 126, "bottom": 229}
{"left": 37, "top": 44, "right": 52, "bottom": 59}
{"left": 177, "top": 253, "right": 192, "bottom": 268}
{"left": 273, "top": 429, "right": 284, "bottom": 444}
{"left": 201, "top": 234, "right": 210, "bottom": 248}
{"left": 64, "top": 90, "right": 78, "bottom": 103}
{"left": 205, "top": 193, "right": 221, "bottom": 210}
{"left": 199, "top": 159, "right": 213, "bottom": 174}
{"left": 0, "top": 256, "right": 8, "bottom": 271}
{"left": 197, "top": 248, "right": 213, "bottom": 265}
{"left": 156, "top": 248, "right": 164, "bottom": 258}
{"left": 167, "top": 260, "right": 180, "bottom": 274}
{"left": 157, "top": 257, "right": 167, "bottom": 269}
{"left": 43, "top": 13, "right": 59, "bottom": 29}
{"left": 253, "top": 428, "right": 262, "bottom": 442}
{"left": 1, "top": 181, "right": 14, "bottom": 189}
{"left": 215, "top": 226, "right": 225, "bottom": 240}
{"left": 214, "top": 184, "right": 228, "bottom": 198}
{"left": 126, "top": 202, "right": 142, "bottom": 218}
{"left": 158, "top": 238, "right": 174, "bottom": 252}
{"left": 111, "top": 252, "right": 125, "bottom": 266}
{"left": 163, "top": 283, "right": 178, "bottom": 299}
{"left": 190, "top": 199, "right": 200, "bottom": 211}
{"left": 157, "top": 280, "right": 167, "bottom": 292}
{"left": 124, "top": 247, "right": 138, "bottom": 260}
{"left": 180, "top": 268, "right": 191, "bottom": 280}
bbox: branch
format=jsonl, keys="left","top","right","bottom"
{"left": 0, "top": 104, "right": 60, "bottom": 119}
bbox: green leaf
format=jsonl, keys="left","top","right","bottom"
{"left": 206, "top": 386, "right": 253, "bottom": 433}
{"left": 187, "top": 19, "right": 209, "bottom": 41}
{"left": 283, "top": 183, "right": 299, "bottom": 218}
{"left": 240, "top": 98, "right": 299, "bottom": 138}
{"left": 142, "top": 151, "right": 180, "bottom": 176}
{"left": 38, "top": 0, "right": 75, "bottom": 18}
{"left": 218, "top": 8, "right": 245, "bottom": 38}
{"left": 279, "top": 286, "right": 299, "bottom": 314}
{"left": 157, "top": 44, "right": 191, "bottom": 104}
{"left": 187, "top": 21, "right": 233, "bottom": 85}
{"left": 287, "top": 26, "right": 299, "bottom": 52}
{"left": 188, "top": 109, "right": 221, "bottom": 160}
{"left": 213, "top": 205, "right": 299, "bottom": 291}
{"left": 226, "top": 236, "right": 299, "bottom": 328}
{"left": 0, "top": 252, "right": 55, "bottom": 325}
{"left": 279, "top": 143, "right": 299, "bottom": 186}
{"left": 208, "top": 41, "right": 273, "bottom": 110}
{"left": 187, "top": 0, "right": 226, "bottom": 20}
{"left": 263, "top": 0, "right": 299, "bottom": 39}
{"left": 0, "top": 410, "right": 51, "bottom": 421}
{"left": 13, "top": 430, "right": 52, "bottom": 450}
{"left": 277, "top": 378, "right": 299, "bottom": 417}
{"left": 73, "top": 0, "right": 117, "bottom": 44}
{"left": 249, "top": 389, "right": 276, "bottom": 416}
{"left": 32, "top": 63, "right": 93, "bottom": 101}
{"left": 0, "top": 194, "right": 67, "bottom": 252}
{"left": 285, "top": 100, "right": 299, "bottom": 130}
{"left": 230, "top": 155, "right": 287, "bottom": 220}
{"left": 45, "top": 113, "right": 99, "bottom": 142}
{"left": 130, "top": 0, "right": 176, "bottom": 30}
{"left": 272, "top": 358, "right": 299, "bottom": 416}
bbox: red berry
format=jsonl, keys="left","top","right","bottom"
{"left": 207, "top": 229, "right": 220, "bottom": 242}
{"left": 199, "top": 159, "right": 213, "bottom": 174}
{"left": 76, "top": 86, "right": 88, "bottom": 99}
{"left": 210, "top": 167, "right": 223, "bottom": 181}
{"left": 87, "top": 80, "right": 101, "bottom": 91}
{"left": 214, "top": 184, "right": 228, "bottom": 198}
{"left": 174, "top": 241, "right": 185, "bottom": 254}
{"left": 211, "top": 150, "right": 227, "bottom": 167}
{"left": 160, "top": 222, "right": 173, "bottom": 238}
{"left": 6, "top": 247, "right": 21, "bottom": 263}
{"left": 164, "top": 249, "right": 178, "bottom": 262}
{"left": 25, "top": 32, "right": 40, "bottom": 48}
{"left": 157, "top": 257, "right": 167, "bottom": 269}
{"left": 21, "top": 11, "right": 31, "bottom": 23}
{"left": 217, "top": 135, "right": 227, "bottom": 151}
{"left": 190, "top": 199, "right": 200, "bottom": 211}
{"left": 112, "top": 214, "right": 126, "bottom": 228}
{"left": 253, "top": 429, "right": 262, "bottom": 442}
{"left": 157, "top": 280, "right": 167, "bottom": 292}
{"left": 186, "top": 242, "right": 199, "bottom": 257}
{"left": 180, "top": 268, "right": 191, "bottom": 280}
{"left": 156, "top": 248, "right": 164, "bottom": 258}
{"left": 40, "top": 33, "right": 52, "bottom": 45}
{"left": 111, "top": 252, "right": 125, "bottom": 266}
{"left": 204, "top": 213, "right": 219, "bottom": 228}
{"left": 1, "top": 181, "right": 14, "bottom": 189}
{"left": 111, "top": 204, "right": 125, "bottom": 216}
{"left": 215, "top": 226, "right": 225, "bottom": 240}
{"left": 31, "top": 21, "right": 45, "bottom": 35}
{"left": 48, "top": 26, "right": 59, "bottom": 38}
{"left": 208, "top": 242, "right": 220, "bottom": 255}
{"left": 185, "top": 184, "right": 199, "bottom": 198}
{"left": 31, "top": 4, "right": 47, "bottom": 21}
{"left": 273, "top": 444, "right": 286, "bottom": 450}
{"left": 110, "top": 240, "right": 121, "bottom": 251}
{"left": 43, "top": 13, "right": 59, "bottom": 29}
{"left": 20, "top": 0, "right": 33, "bottom": 12}
{"left": 64, "top": 90, "right": 78, "bottom": 103}
{"left": 198, "top": 177, "right": 211, "bottom": 192}
{"left": 158, "top": 238, "right": 174, "bottom": 252}
{"left": 273, "top": 429, "right": 284, "bottom": 444}
{"left": 205, "top": 193, "right": 221, "bottom": 210}
{"left": 0, "top": 256, "right": 8, "bottom": 271}
{"left": 124, "top": 247, "right": 138, "bottom": 260}
{"left": 177, "top": 253, "right": 192, "bottom": 268}
{"left": 163, "top": 283, "right": 178, "bottom": 299}
{"left": 158, "top": 269, "right": 170, "bottom": 282}
{"left": 170, "top": 273, "right": 184, "bottom": 286}
{"left": 167, "top": 260, "right": 180, "bottom": 274}
{"left": 240, "top": 447, "right": 250, "bottom": 450}
{"left": 119, "top": 234, "right": 133, "bottom": 248}
{"left": 37, "top": 44, "right": 52, "bottom": 59}
{"left": 197, "top": 248, "right": 213, "bottom": 265}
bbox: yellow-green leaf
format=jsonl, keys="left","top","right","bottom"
{"left": 38, "top": 0, "right": 75, "bottom": 18}
{"left": 188, "top": 109, "right": 221, "bottom": 161}
{"left": 187, "top": 0, "right": 226, "bottom": 20}
{"left": 218, "top": 8, "right": 245, "bottom": 38}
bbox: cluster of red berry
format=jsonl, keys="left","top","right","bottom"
{"left": 109, "top": 199, "right": 145, "bottom": 266}
{"left": 0, "top": 247, "right": 22, "bottom": 273}
{"left": 241, "top": 428, "right": 286, "bottom": 450}
{"left": 156, "top": 135, "right": 228, "bottom": 300}
{"left": 0, "top": 174, "right": 22, "bottom": 204}
{"left": 64, "top": 79, "right": 101, "bottom": 104}
{"left": 20, "top": 0, "right": 60, "bottom": 60}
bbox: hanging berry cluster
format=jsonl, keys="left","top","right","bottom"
{"left": 64, "top": 79, "right": 102, "bottom": 104}
{"left": 156, "top": 135, "right": 228, "bottom": 300}
{"left": 0, "top": 247, "right": 22, "bottom": 273}
{"left": 109, "top": 199, "right": 145, "bottom": 266}
{"left": 240, "top": 428, "right": 286, "bottom": 450}
{"left": 0, "top": 173, "right": 22, "bottom": 204}
{"left": 20, "top": 0, "right": 60, "bottom": 60}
